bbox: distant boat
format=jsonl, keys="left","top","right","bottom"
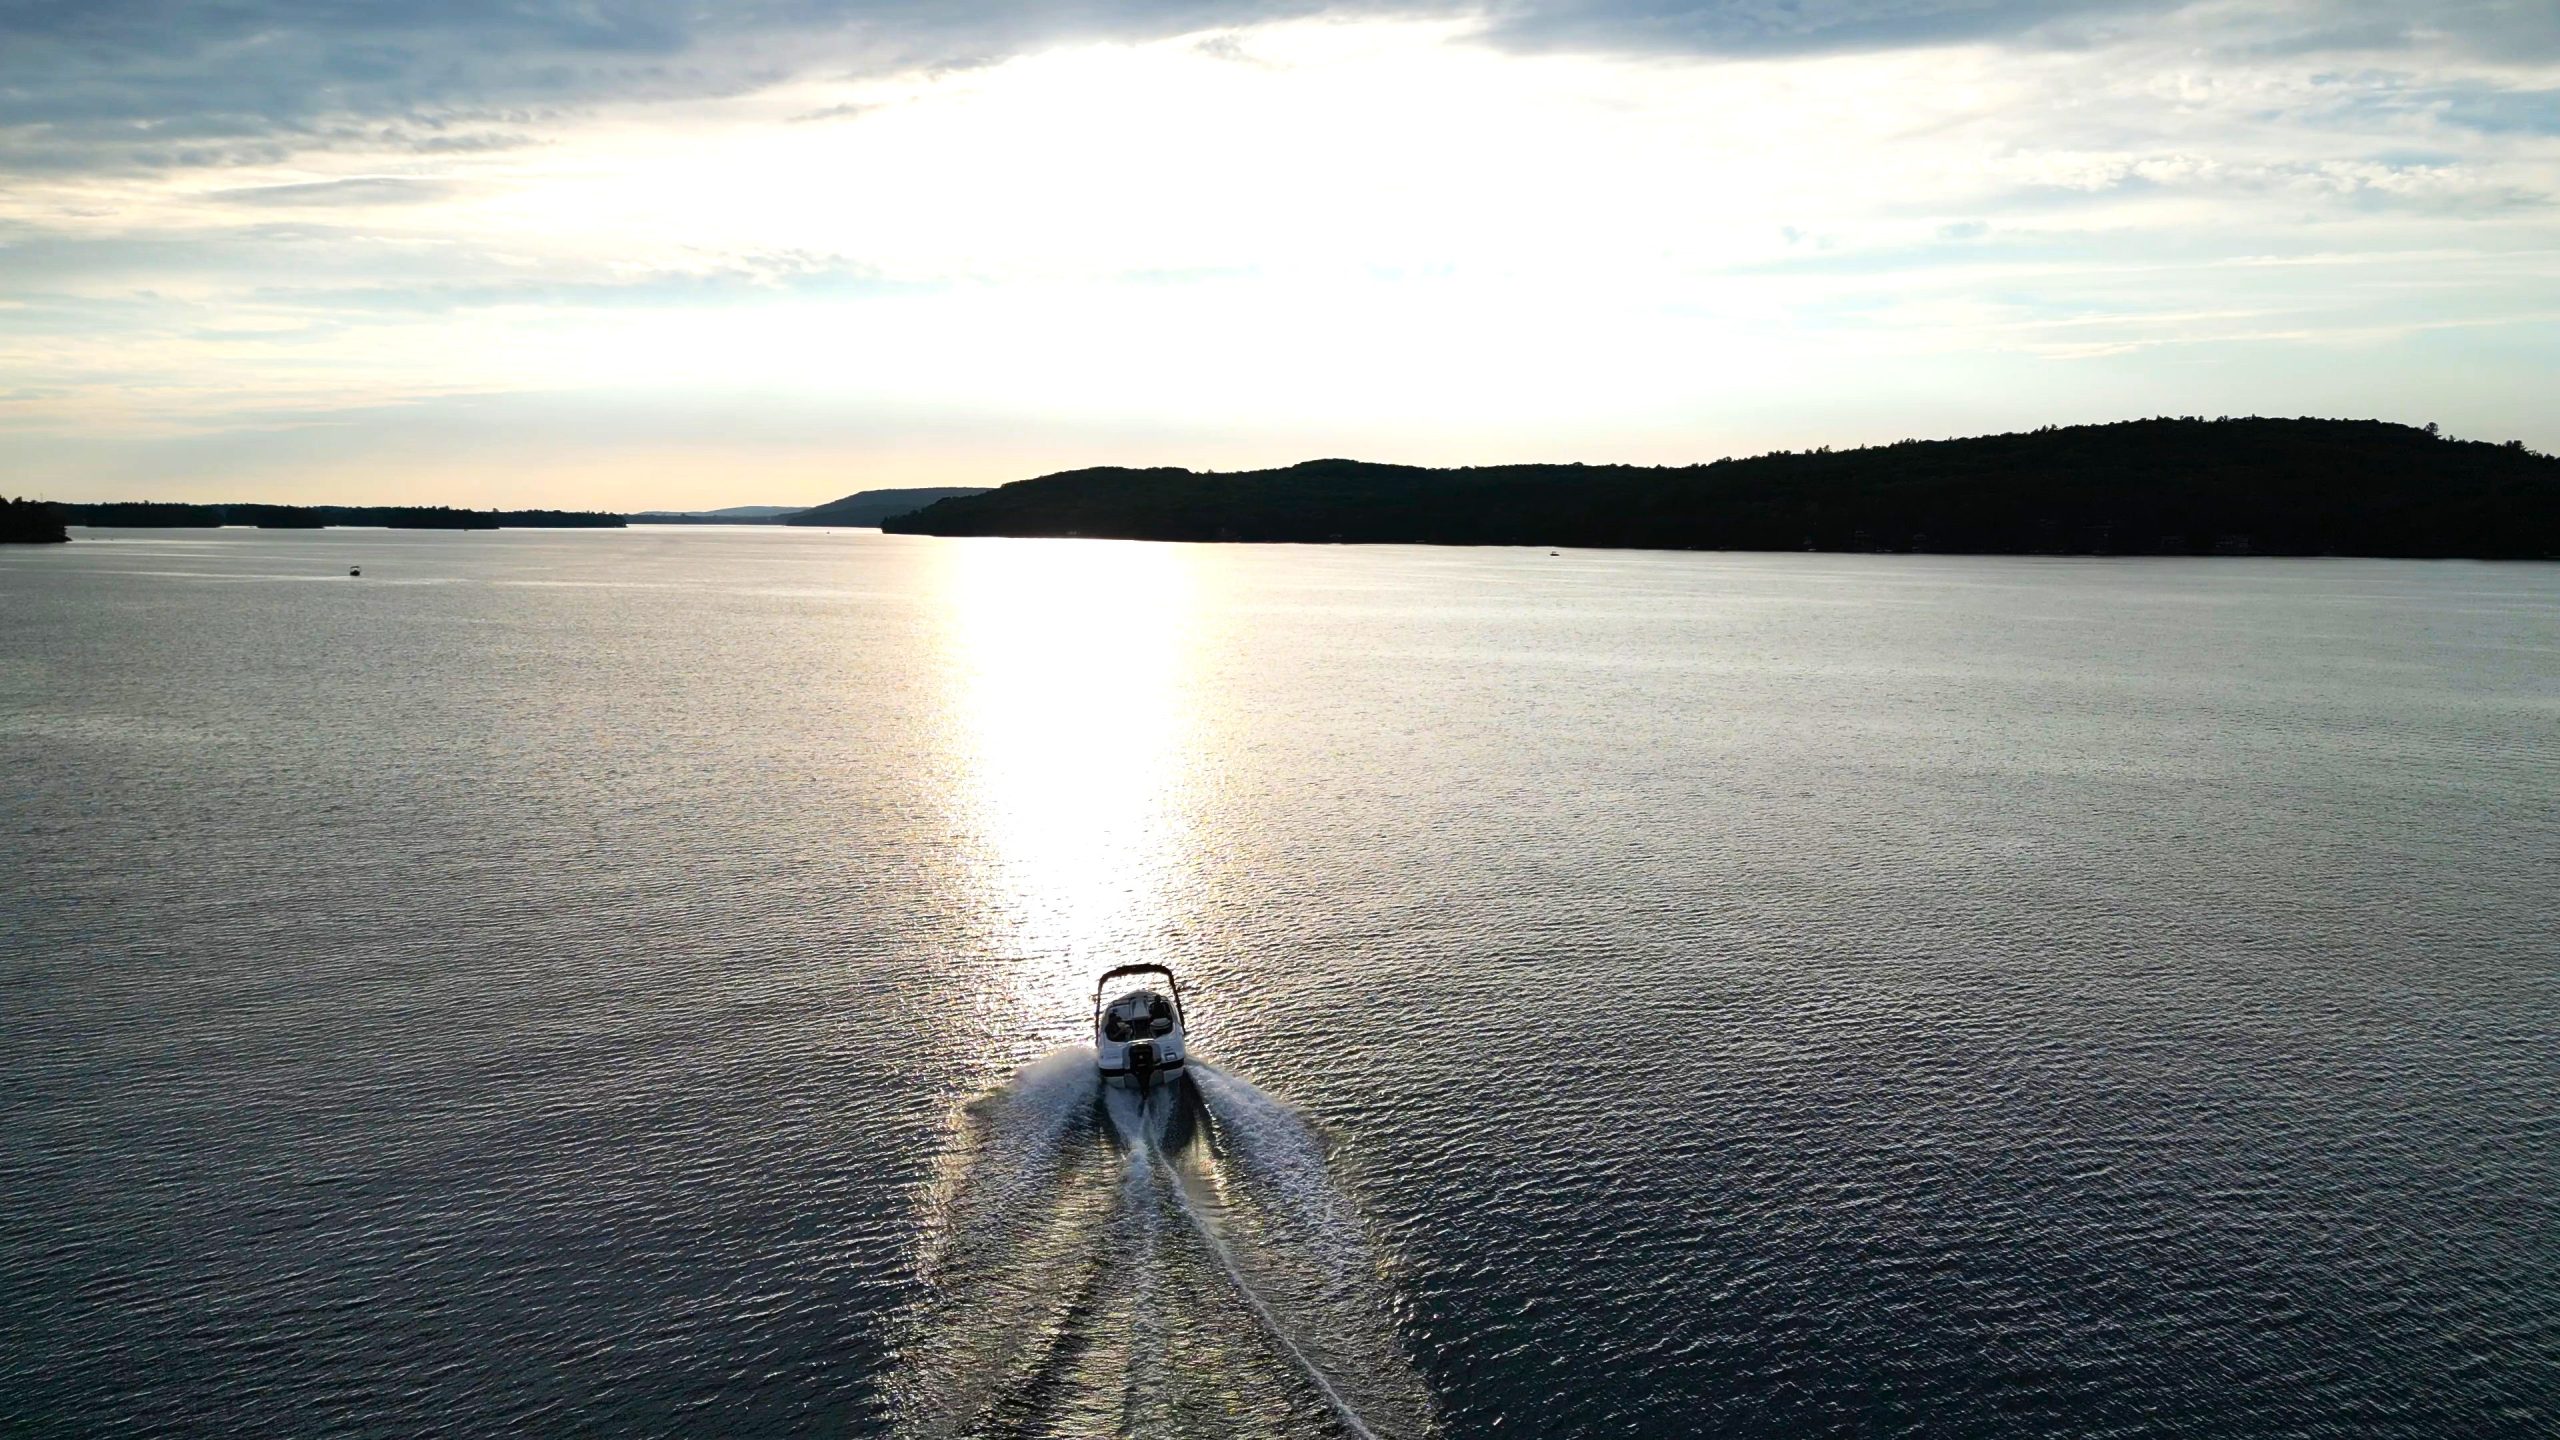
{"left": 349, "top": 566, "right": 361, "bottom": 577}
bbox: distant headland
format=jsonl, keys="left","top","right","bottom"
{"left": 616, "top": 489, "right": 997, "bottom": 525}
{"left": 3, "top": 496, "right": 70, "bottom": 543}
{"left": 779, "top": 487, "right": 993, "bottom": 527}
{"left": 880, "top": 418, "right": 2560, "bottom": 559}
{"left": 55, "top": 503, "right": 624, "bottom": 530}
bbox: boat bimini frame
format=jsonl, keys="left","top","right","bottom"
{"left": 1094, "top": 963, "right": 1188, "bottom": 1087}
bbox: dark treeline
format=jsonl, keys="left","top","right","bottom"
{"left": 3, "top": 496, "right": 71, "bottom": 543}
{"left": 883, "top": 418, "right": 2560, "bottom": 558}
{"left": 60, "top": 503, "right": 626, "bottom": 530}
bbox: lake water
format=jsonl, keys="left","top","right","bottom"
{"left": 3, "top": 527, "right": 2553, "bottom": 1438}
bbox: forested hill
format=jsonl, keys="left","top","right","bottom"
{"left": 879, "top": 419, "right": 2560, "bottom": 558}
{"left": 783, "top": 486, "right": 992, "bottom": 526}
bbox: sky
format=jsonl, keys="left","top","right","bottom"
{"left": 3, "top": 0, "right": 2557, "bottom": 509}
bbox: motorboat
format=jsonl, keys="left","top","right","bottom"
{"left": 1094, "top": 963, "right": 1188, "bottom": 1089}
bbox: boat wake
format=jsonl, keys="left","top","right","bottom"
{"left": 896, "top": 1051, "right": 1432, "bottom": 1440}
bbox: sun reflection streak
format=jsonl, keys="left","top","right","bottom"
{"left": 934, "top": 539, "right": 1207, "bottom": 1044}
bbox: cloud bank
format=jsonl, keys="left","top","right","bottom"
{"left": 8, "top": 1, "right": 2552, "bottom": 173}
{"left": 3, "top": 1, "right": 2555, "bottom": 504}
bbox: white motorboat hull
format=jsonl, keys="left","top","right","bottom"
{"left": 1093, "top": 964, "right": 1190, "bottom": 1089}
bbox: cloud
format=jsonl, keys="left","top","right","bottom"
{"left": 403, "top": 130, "right": 540, "bottom": 154}
{"left": 2434, "top": 87, "right": 2560, "bottom": 136}
{"left": 1469, "top": 0, "right": 2560, "bottom": 64}
{"left": 787, "top": 101, "right": 882, "bottom": 123}
{"left": 1992, "top": 154, "right": 2552, "bottom": 217}
{"left": 209, "top": 176, "right": 468, "bottom": 207}
{"left": 11, "top": 2, "right": 2558, "bottom": 180}
{"left": 1478, "top": 0, "right": 2180, "bottom": 58}
{"left": 0, "top": 2, "right": 1321, "bottom": 174}
{"left": 3, "top": 0, "right": 2557, "bottom": 497}
{"left": 2213, "top": 0, "right": 2560, "bottom": 62}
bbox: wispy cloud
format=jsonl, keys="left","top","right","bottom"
{"left": 787, "top": 101, "right": 884, "bottom": 123}
{"left": 209, "top": 176, "right": 470, "bottom": 207}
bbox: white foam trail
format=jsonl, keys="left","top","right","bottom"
{"left": 1104, "top": 1085, "right": 1174, "bottom": 1437}
{"left": 915, "top": 1062, "right": 1426, "bottom": 1440}
{"left": 902, "top": 1048, "right": 1106, "bottom": 1438}
{"left": 934, "top": 1046, "right": 1098, "bottom": 1257}
{"left": 984, "top": 1047, "right": 1102, "bottom": 1164}
{"left": 1190, "top": 1064, "right": 1366, "bottom": 1278}
{"left": 1163, "top": 1151, "right": 1390, "bottom": 1440}
{"left": 1104, "top": 1079, "right": 1391, "bottom": 1437}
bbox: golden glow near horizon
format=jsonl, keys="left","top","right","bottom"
{"left": 935, "top": 539, "right": 1207, "bottom": 1040}
{"left": 4, "top": 11, "right": 2558, "bottom": 506}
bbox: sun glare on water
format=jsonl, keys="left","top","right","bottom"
{"left": 934, "top": 539, "right": 1210, "bottom": 1040}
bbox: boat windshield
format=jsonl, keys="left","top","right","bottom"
{"left": 1099, "top": 989, "right": 1178, "bottom": 1041}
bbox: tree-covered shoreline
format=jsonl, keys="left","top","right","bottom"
{"left": 882, "top": 418, "right": 2560, "bottom": 559}
{"left": 2, "top": 496, "right": 70, "bottom": 543}
{"left": 54, "top": 503, "right": 625, "bottom": 530}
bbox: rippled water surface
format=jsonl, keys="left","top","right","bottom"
{"left": 4, "top": 528, "right": 2554, "bottom": 1437}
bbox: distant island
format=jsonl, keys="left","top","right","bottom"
{"left": 56, "top": 503, "right": 625, "bottom": 530}
{"left": 3, "top": 496, "right": 70, "bottom": 543}
{"left": 881, "top": 418, "right": 2560, "bottom": 558}
{"left": 783, "top": 487, "right": 993, "bottom": 527}
{"left": 629, "top": 505, "right": 802, "bottom": 525}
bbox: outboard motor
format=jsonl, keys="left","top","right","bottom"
{"left": 1093, "top": 966, "right": 1188, "bottom": 1091}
